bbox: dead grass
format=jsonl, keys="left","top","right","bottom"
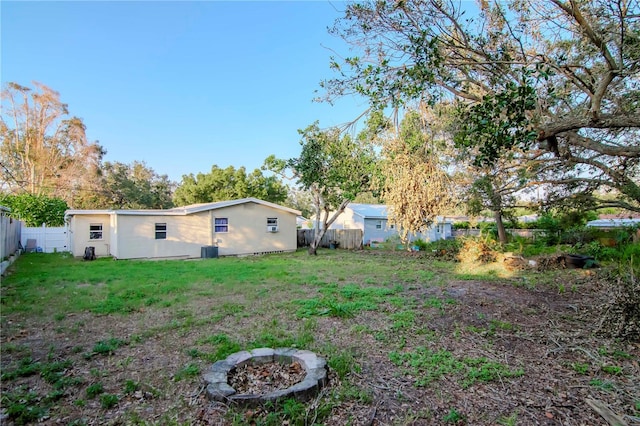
{"left": 1, "top": 250, "right": 639, "bottom": 425}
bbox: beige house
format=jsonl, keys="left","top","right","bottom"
{"left": 65, "top": 198, "right": 300, "bottom": 260}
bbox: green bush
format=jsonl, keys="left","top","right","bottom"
{"left": 559, "top": 229, "right": 594, "bottom": 245}
{"left": 535, "top": 214, "right": 561, "bottom": 245}
{"left": 572, "top": 241, "right": 640, "bottom": 264}
{"left": 0, "top": 193, "right": 68, "bottom": 226}
{"left": 100, "top": 394, "right": 118, "bottom": 409}
{"left": 621, "top": 243, "right": 640, "bottom": 267}
{"left": 422, "top": 238, "right": 461, "bottom": 254}
{"left": 412, "top": 239, "right": 429, "bottom": 251}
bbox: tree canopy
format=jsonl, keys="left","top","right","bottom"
{"left": 0, "top": 82, "right": 104, "bottom": 204}
{"left": 173, "top": 165, "right": 288, "bottom": 206}
{"left": 0, "top": 193, "right": 68, "bottom": 226}
{"left": 377, "top": 109, "right": 456, "bottom": 242}
{"left": 97, "top": 161, "right": 175, "bottom": 209}
{"left": 265, "top": 122, "right": 378, "bottom": 254}
{"left": 323, "top": 0, "right": 640, "bottom": 213}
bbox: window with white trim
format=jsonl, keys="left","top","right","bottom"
{"left": 89, "top": 223, "right": 103, "bottom": 240}
{"left": 267, "top": 217, "right": 278, "bottom": 232}
{"left": 215, "top": 218, "right": 228, "bottom": 233}
{"left": 375, "top": 220, "right": 383, "bottom": 229}
{"left": 155, "top": 223, "right": 167, "bottom": 239}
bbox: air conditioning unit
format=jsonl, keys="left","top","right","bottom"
{"left": 267, "top": 226, "right": 278, "bottom": 233}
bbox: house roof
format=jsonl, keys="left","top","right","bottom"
{"left": 65, "top": 198, "right": 301, "bottom": 217}
{"left": 348, "top": 203, "right": 389, "bottom": 219}
{"left": 586, "top": 218, "right": 640, "bottom": 228}
{"left": 598, "top": 213, "right": 640, "bottom": 220}
{"left": 347, "top": 203, "right": 453, "bottom": 223}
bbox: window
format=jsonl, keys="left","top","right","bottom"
{"left": 267, "top": 217, "right": 278, "bottom": 232}
{"left": 215, "top": 218, "right": 228, "bottom": 233}
{"left": 155, "top": 223, "right": 167, "bottom": 240}
{"left": 375, "top": 220, "right": 383, "bottom": 230}
{"left": 89, "top": 223, "right": 103, "bottom": 240}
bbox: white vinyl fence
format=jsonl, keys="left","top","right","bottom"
{"left": 21, "top": 224, "right": 70, "bottom": 253}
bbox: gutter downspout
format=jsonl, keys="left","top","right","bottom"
{"left": 209, "top": 210, "right": 214, "bottom": 246}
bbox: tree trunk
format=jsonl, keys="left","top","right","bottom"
{"left": 308, "top": 227, "right": 322, "bottom": 255}
{"left": 494, "top": 210, "right": 508, "bottom": 244}
{"left": 308, "top": 222, "right": 328, "bottom": 255}
{"left": 307, "top": 199, "right": 350, "bottom": 255}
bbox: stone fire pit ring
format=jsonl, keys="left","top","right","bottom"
{"left": 204, "top": 348, "right": 328, "bottom": 406}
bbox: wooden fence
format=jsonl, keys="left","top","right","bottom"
{"left": 452, "top": 229, "right": 549, "bottom": 240}
{"left": 297, "top": 229, "right": 363, "bottom": 250}
{"left": 0, "top": 210, "right": 21, "bottom": 260}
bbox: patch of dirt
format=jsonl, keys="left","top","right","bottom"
{"left": 1, "top": 253, "right": 638, "bottom": 426}
{"left": 227, "top": 361, "right": 305, "bottom": 395}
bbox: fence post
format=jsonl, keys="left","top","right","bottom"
{"left": 42, "top": 223, "right": 47, "bottom": 253}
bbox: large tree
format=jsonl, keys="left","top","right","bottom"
{"left": 173, "top": 165, "right": 288, "bottom": 206}
{"left": 0, "top": 193, "right": 68, "bottom": 227}
{"left": 322, "top": 0, "right": 640, "bottom": 212}
{"left": 98, "top": 161, "right": 175, "bottom": 209}
{"left": 0, "top": 82, "right": 104, "bottom": 203}
{"left": 378, "top": 108, "right": 456, "bottom": 243}
{"left": 265, "top": 122, "right": 378, "bottom": 255}
{"left": 458, "top": 161, "right": 533, "bottom": 244}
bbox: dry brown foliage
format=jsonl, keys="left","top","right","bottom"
{"left": 381, "top": 143, "right": 453, "bottom": 242}
{"left": 457, "top": 238, "right": 498, "bottom": 264}
{"left": 597, "top": 264, "right": 640, "bottom": 340}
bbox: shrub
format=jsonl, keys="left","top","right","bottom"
{"left": 0, "top": 193, "right": 68, "bottom": 226}
{"left": 412, "top": 239, "right": 429, "bottom": 251}
{"left": 86, "top": 382, "right": 104, "bottom": 399}
{"left": 536, "top": 214, "right": 561, "bottom": 245}
{"left": 100, "top": 394, "right": 118, "bottom": 409}
{"left": 421, "top": 239, "right": 461, "bottom": 260}
{"left": 457, "top": 238, "right": 497, "bottom": 264}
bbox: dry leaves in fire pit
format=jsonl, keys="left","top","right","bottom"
{"left": 228, "top": 361, "right": 305, "bottom": 394}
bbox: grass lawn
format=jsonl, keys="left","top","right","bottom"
{"left": 1, "top": 250, "right": 638, "bottom": 425}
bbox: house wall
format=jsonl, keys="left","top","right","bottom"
{"left": 69, "top": 214, "right": 112, "bottom": 257}
{"left": 328, "top": 208, "right": 363, "bottom": 230}
{"left": 363, "top": 218, "right": 397, "bottom": 243}
{"left": 363, "top": 219, "right": 452, "bottom": 244}
{"left": 114, "top": 213, "right": 210, "bottom": 259}
{"left": 212, "top": 202, "right": 297, "bottom": 256}
{"left": 69, "top": 201, "right": 298, "bottom": 260}
{"left": 110, "top": 214, "right": 118, "bottom": 258}
{"left": 419, "top": 223, "right": 453, "bottom": 241}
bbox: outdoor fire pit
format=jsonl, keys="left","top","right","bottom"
{"left": 204, "top": 348, "right": 328, "bottom": 406}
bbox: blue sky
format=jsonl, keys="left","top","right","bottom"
{"left": 1, "top": 1, "right": 367, "bottom": 182}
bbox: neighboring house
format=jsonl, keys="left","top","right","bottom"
{"left": 296, "top": 215, "right": 311, "bottom": 229}
{"left": 586, "top": 218, "right": 640, "bottom": 229}
{"left": 321, "top": 203, "right": 453, "bottom": 245}
{"left": 586, "top": 218, "right": 640, "bottom": 245}
{"left": 65, "top": 198, "right": 301, "bottom": 260}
